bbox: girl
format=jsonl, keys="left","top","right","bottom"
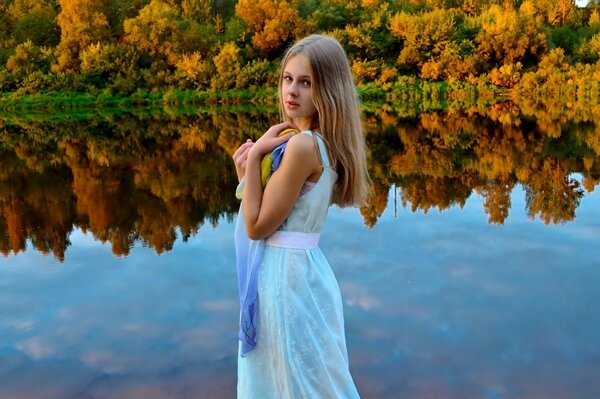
{"left": 232, "top": 34, "right": 368, "bottom": 399}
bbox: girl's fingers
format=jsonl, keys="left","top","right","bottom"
{"left": 233, "top": 140, "right": 254, "bottom": 159}
{"left": 280, "top": 130, "right": 297, "bottom": 141}
{"left": 269, "top": 133, "right": 292, "bottom": 149}
{"left": 237, "top": 147, "right": 250, "bottom": 164}
{"left": 264, "top": 121, "right": 297, "bottom": 138}
{"left": 234, "top": 145, "right": 254, "bottom": 167}
{"left": 273, "top": 124, "right": 298, "bottom": 146}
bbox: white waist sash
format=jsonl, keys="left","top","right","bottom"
{"left": 266, "top": 231, "right": 320, "bottom": 249}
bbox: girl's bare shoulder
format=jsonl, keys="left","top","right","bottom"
{"left": 285, "top": 132, "right": 316, "bottom": 154}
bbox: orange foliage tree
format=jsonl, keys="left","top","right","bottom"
{"left": 235, "top": 0, "right": 304, "bottom": 52}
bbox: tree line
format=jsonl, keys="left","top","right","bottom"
{"left": 0, "top": 0, "right": 599, "bottom": 98}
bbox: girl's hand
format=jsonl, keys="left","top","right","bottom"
{"left": 248, "top": 122, "right": 298, "bottom": 161}
{"left": 233, "top": 139, "right": 254, "bottom": 182}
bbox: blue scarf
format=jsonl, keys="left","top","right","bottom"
{"left": 235, "top": 141, "right": 289, "bottom": 356}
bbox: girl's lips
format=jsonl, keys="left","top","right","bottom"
{"left": 286, "top": 101, "right": 299, "bottom": 109}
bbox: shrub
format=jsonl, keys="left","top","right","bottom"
{"left": 236, "top": 58, "right": 275, "bottom": 89}
{"left": 211, "top": 42, "right": 241, "bottom": 90}
{"left": 80, "top": 43, "right": 144, "bottom": 80}
{"left": 176, "top": 52, "right": 213, "bottom": 89}
{"left": 6, "top": 41, "right": 52, "bottom": 75}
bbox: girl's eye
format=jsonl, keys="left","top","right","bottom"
{"left": 284, "top": 76, "right": 292, "bottom": 82}
{"left": 302, "top": 80, "right": 311, "bottom": 86}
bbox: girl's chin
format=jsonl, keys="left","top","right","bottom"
{"left": 285, "top": 111, "right": 317, "bottom": 128}
{"left": 287, "top": 111, "right": 313, "bottom": 120}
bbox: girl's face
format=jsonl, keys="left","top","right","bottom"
{"left": 281, "top": 54, "right": 318, "bottom": 130}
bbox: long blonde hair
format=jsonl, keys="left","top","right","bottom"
{"left": 278, "top": 34, "right": 369, "bottom": 207}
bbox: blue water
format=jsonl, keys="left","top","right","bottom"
{"left": 1, "top": 184, "right": 600, "bottom": 399}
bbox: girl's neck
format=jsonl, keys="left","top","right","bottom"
{"left": 292, "top": 117, "right": 315, "bottom": 132}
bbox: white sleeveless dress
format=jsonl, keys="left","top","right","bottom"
{"left": 237, "top": 131, "right": 360, "bottom": 398}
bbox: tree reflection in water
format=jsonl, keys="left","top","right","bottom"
{"left": 1, "top": 101, "right": 598, "bottom": 260}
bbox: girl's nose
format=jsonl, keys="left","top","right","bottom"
{"left": 287, "top": 82, "right": 298, "bottom": 96}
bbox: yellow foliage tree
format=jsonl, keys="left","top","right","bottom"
{"left": 590, "top": 9, "right": 600, "bottom": 26}
{"left": 123, "top": 0, "right": 215, "bottom": 66}
{"left": 520, "top": 0, "right": 576, "bottom": 26}
{"left": 389, "top": 8, "right": 457, "bottom": 69}
{"left": 488, "top": 62, "right": 523, "bottom": 88}
{"left": 589, "top": 34, "right": 600, "bottom": 58}
{"left": 420, "top": 41, "right": 479, "bottom": 80}
{"left": 546, "top": 0, "right": 576, "bottom": 26}
{"left": 6, "top": 41, "right": 51, "bottom": 74}
{"left": 53, "top": 0, "right": 110, "bottom": 73}
{"left": 211, "top": 42, "right": 241, "bottom": 90}
{"left": 8, "top": 0, "right": 49, "bottom": 19}
{"left": 475, "top": 4, "right": 546, "bottom": 66}
{"left": 123, "top": 0, "right": 182, "bottom": 62}
{"left": 351, "top": 59, "right": 379, "bottom": 84}
{"left": 176, "top": 52, "right": 212, "bottom": 87}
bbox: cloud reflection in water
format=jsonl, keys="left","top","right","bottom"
{"left": 1, "top": 185, "right": 600, "bottom": 399}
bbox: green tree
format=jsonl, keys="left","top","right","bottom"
{"left": 0, "top": 1, "right": 15, "bottom": 46}
{"left": 328, "top": 1, "right": 397, "bottom": 60}
{"left": 180, "top": 0, "right": 212, "bottom": 20}
{"left": 79, "top": 42, "right": 145, "bottom": 85}
{"left": 8, "top": 0, "right": 60, "bottom": 46}
{"left": 103, "top": 0, "right": 150, "bottom": 37}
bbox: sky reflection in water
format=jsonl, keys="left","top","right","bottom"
{"left": 1, "top": 184, "right": 600, "bottom": 399}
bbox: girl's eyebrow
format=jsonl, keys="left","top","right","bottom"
{"left": 283, "top": 72, "right": 312, "bottom": 80}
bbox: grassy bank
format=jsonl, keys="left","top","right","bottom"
{"left": 0, "top": 78, "right": 480, "bottom": 116}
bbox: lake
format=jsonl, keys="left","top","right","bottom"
{"left": 1, "top": 103, "right": 599, "bottom": 399}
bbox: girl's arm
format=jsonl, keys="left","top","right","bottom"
{"left": 243, "top": 126, "right": 320, "bottom": 240}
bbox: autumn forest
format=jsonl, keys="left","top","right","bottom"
{"left": 0, "top": 0, "right": 599, "bottom": 101}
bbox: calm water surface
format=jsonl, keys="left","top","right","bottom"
{"left": 1, "top": 106, "right": 600, "bottom": 398}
